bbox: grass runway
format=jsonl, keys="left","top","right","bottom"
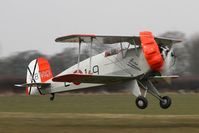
{"left": 0, "top": 93, "right": 199, "bottom": 133}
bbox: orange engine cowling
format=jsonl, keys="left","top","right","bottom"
{"left": 140, "top": 31, "right": 164, "bottom": 71}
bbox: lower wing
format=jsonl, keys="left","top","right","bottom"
{"left": 52, "top": 74, "right": 178, "bottom": 85}
{"left": 150, "top": 75, "right": 179, "bottom": 84}
{"left": 52, "top": 74, "right": 139, "bottom": 84}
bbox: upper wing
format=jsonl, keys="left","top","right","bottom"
{"left": 52, "top": 74, "right": 137, "bottom": 84}
{"left": 55, "top": 34, "right": 140, "bottom": 45}
{"left": 154, "top": 37, "right": 182, "bottom": 46}
{"left": 55, "top": 34, "right": 182, "bottom": 45}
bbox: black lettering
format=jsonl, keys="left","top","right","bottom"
{"left": 64, "top": 82, "right": 70, "bottom": 87}
{"left": 93, "top": 65, "right": 99, "bottom": 74}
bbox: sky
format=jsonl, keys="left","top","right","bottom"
{"left": 0, "top": 0, "right": 199, "bottom": 57}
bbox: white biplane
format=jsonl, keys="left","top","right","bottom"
{"left": 16, "top": 31, "right": 181, "bottom": 109}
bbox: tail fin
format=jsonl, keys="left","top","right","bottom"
{"left": 26, "top": 58, "right": 53, "bottom": 95}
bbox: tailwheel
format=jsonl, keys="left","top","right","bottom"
{"left": 50, "top": 93, "right": 55, "bottom": 101}
{"left": 160, "top": 96, "right": 171, "bottom": 109}
{"left": 136, "top": 96, "right": 148, "bottom": 109}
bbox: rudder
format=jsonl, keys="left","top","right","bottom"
{"left": 26, "top": 58, "right": 53, "bottom": 95}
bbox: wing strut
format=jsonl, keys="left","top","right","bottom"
{"left": 120, "top": 42, "right": 124, "bottom": 58}
{"left": 89, "top": 37, "right": 93, "bottom": 74}
{"left": 133, "top": 39, "right": 138, "bottom": 56}
{"left": 77, "top": 38, "right": 81, "bottom": 72}
{"left": 77, "top": 37, "right": 93, "bottom": 74}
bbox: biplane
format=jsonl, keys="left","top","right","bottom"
{"left": 15, "top": 31, "right": 181, "bottom": 109}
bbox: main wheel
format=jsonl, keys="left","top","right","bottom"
{"left": 136, "top": 96, "right": 148, "bottom": 109}
{"left": 160, "top": 96, "right": 171, "bottom": 109}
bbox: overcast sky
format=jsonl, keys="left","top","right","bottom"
{"left": 0, "top": 0, "right": 199, "bottom": 57}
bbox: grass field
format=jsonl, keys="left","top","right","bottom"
{"left": 0, "top": 93, "right": 199, "bottom": 133}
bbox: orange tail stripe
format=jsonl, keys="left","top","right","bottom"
{"left": 38, "top": 58, "right": 53, "bottom": 82}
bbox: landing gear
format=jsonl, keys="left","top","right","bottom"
{"left": 50, "top": 93, "right": 55, "bottom": 101}
{"left": 160, "top": 96, "right": 171, "bottom": 109}
{"left": 136, "top": 96, "right": 148, "bottom": 109}
{"left": 135, "top": 80, "right": 172, "bottom": 109}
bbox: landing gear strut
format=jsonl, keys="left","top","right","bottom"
{"left": 50, "top": 93, "right": 55, "bottom": 101}
{"left": 136, "top": 80, "right": 172, "bottom": 109}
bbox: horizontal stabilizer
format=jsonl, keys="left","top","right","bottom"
{"left": 52, "top": 74, "right": 137, "bottom": 84}
{"left": 15, "top": 83, "right": 51, "bottom": 88}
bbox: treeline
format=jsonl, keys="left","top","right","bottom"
{"left": 1, "top": 31, "right": 199, "bottom": 94}
{"left": 0, "top": 48, "right": 86, "bottom": 79}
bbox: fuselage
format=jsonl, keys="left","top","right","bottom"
{"left": 31, "top": 47, "right": 151, "bottom": 95}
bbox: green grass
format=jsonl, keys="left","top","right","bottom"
{"left": 0, "top": 93, "right": 199, "bottom": 115}
{"left": 0, "top": 93, "right": 199, "bottom": 133}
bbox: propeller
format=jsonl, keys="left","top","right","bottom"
{"left": 160, "top": 46, "right": 177, "bottom": 84}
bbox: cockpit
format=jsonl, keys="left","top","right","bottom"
{"left": 104, "top": 49, "right": 120, "bottom": 57}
